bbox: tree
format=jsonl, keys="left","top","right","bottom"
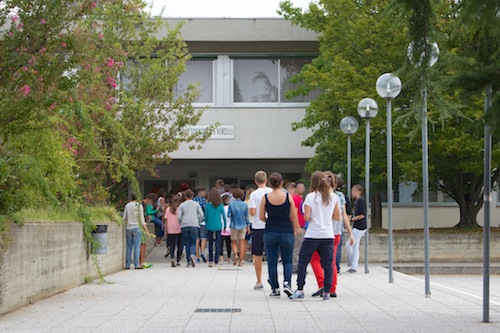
{"left": 393, "top": 0, "right": 500, "bottom": 228}
{"left": 0, "top": 0, "right": 211, "bottom": 213}
{"left": 278, "top": 0, "right": 419, "bottom": 228}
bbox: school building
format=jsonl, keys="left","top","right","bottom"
{"left": 137, "top": 18, "right": 500, "bottom": 230}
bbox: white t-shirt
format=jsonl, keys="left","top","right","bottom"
{"left": 304, "top": 191, "right": 339, "bottom": 239}
{"left": 248, "top": 187, "right": 272, "bottom": 230}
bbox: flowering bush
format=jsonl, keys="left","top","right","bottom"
{"left": 0, "top": 0, "right": 211, "bottom": 213}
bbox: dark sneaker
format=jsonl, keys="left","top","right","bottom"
{"left": 322, "top": 292, "right": 331, "bottom": 301}
{"left": 171, "top": 260, "right": 176, "bottom": 268}
{"left": 312, "top": 288, "right": 324, "bottom": 297}
{"left": 289, "top": 290, "right": 305, "bottom": 300}
{"left": 346, "top": 269, "right": 357, "bottom": 273}
{"left": 201, "top": 252, "right": 207, "bottom": 263}
{"left": 330, "top": 293, "right": 337, "bottom": 298}
{"left": 283, "top": 283, "right": 293, "bottom": 297}
{"left": 269, "top": 289, "right": 281, "bottom": 297}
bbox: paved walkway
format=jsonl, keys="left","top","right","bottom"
{"left": 1, "top": 247, "right": 500, "bottom": 332}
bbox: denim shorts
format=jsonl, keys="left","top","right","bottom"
{"left": 198, "top": 225, "right": 208, "bottom": 240}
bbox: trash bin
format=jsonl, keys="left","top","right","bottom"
{"left": 92, "top": 224, "right": 108, "bottom": 255}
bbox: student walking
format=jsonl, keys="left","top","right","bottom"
{"left": 164, "top": 196, "right": 183, "bottom": 267}
{"left": 291, "top": 171, "right": 341, "bottom": 301}
{"left": 228, "top": 188, "right": 250, "bottom": 266}
{"left": 123, "top": 193, "right": 148, "bottom": 269}
{"left": 311, "top": 172, "right": 354, "bottom": 298}
{"left": 260, "top": 173, "right": 300, "bottom": 297}
{"left": 205, "top": 188, "right": 227, "bottom": 267}
{"left": 193, "top": 187, "right": 208, "bottom": 263}
{"left": 220, "top": 195, "right": 232, "bottom": 264}
{"left": 178, "top": 189, "right": 204, "bottom": 267}
{"left": 248, "top": 170, "right": 272, "bottom": 290}
{"left": 286, "top": 182, "right": 306, "bottom": 274}
{"left": 144, "top": 193, "right": 164, "bottom": 246}
{"left": 346, "top": 184, "right": 367, "bottom": 273}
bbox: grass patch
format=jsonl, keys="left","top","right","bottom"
{"left": 6, "top": 205, "right": 121, "bottom": 225}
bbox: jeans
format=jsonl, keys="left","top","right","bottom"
{"left": 151, "top": 217, "right": 164, "bottom": 239}
{"left": 336, "top": 233, "right": 343, "bottom": 272}
{"left": 292, "top": 228, "right": 305, "bottom": 272}
{"left": 296, "top": 238, "right": 334, "bottom": 291}
{"left": 207, "top": 230, "right": 221, "bottom": 263}
{"left": 346, "top": 228, "right": 366, "bottom": 271}
{"left": 126, "top": 227, "right": 142, "bottom": 268}
{"left": 265, "top": 231, "right": 295, "bottom": 289}
{"left": 169, "top": 233, "right": 183, "bottom": 263}
{"left": 182, "top": 227, "right": 198, "bottom": 264}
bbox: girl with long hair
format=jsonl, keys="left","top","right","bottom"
{"left": 290, "top": 171, "right": 340, "bottom": 301}
{"left": 205, "top": 188, "right": 227, "bottom": 267}
{"left": 164, "top": 196, "right": 183, "bottom": 267}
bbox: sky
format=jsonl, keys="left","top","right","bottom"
{"left": 147, "top": 0, "right": 313, "bottom": 18}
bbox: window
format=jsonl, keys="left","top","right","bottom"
{"left": 175, "top": 59, "right": 214, "bottom": 103}
{"left": 233, "top": 58, "right": 317, "bottom": 103}
{"left": 394, "top": 181, "right": 438, "bottom": 203}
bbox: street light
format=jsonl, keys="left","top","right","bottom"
{"left": 376, "top": 73, "right": 402, "bottom": 284}
{"left": 340, "top": 116, "right": 359, "bottom": 201}
{"left": 408, "top": 40, "right": 439, "bottom": 297}
{"left": 357, "top": 98, "right": 379, "bottom": 274}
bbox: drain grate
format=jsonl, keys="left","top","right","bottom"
{"left": 195, "top": 308, "right": 242, "bottom": 313}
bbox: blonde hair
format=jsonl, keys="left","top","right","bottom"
{"left": 254, "top": 170, "right": 268, "bottom": 185}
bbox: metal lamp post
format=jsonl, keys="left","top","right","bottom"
{"left": 376, "top": 73, "right": 402, "bottom": 284}
{"left": 340, "top": 116, "right": 360, "bottom": 201}
{"left": 357, "top": 98, "right": 379, "bottom": 274}
{"left": 408, "top": 40, "right": 439, "bottom": 297}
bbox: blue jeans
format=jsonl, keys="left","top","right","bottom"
{"left": 336, "top": 233, "right": 343, "bottom": 272}
{"left": 265, "top": 231, "right": 295, "bottom": 289}
{"left": 151, "top": 217, "right": 164, "bottom": 239}
{"left": 182, "top": 227, "right": 198, "bottom": 264}
{"left": 296, "top": 238, "right": 334, "bottom": 291}
{"left": 126, "top": 227, "right": 142, "bottom": 268}
{"left": 207, "top": 230, "right": 221, "bottom": 263}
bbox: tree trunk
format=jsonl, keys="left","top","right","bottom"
{"left": 455, "top": 200, "right": 482, "bottom": 228}
{"left": 370, "top": 192, "right": 382, "bottom": 230}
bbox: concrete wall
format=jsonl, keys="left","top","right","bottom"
{"left": 380, "top": 205, "right": 500, "bottom": 229}
{"left": 355, "top": 232, "right": 500, "bottom": 263}
{"left": 0, "top": 222, "right": 126, "bottom": 315}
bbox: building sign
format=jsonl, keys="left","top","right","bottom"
{"left": 189, "top": 125, "right": 235, "bottom": 140}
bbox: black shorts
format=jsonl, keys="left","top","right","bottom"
{"left": 251, "top": 229, "right": 265, "bottom": 256}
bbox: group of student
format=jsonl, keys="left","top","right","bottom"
{"left": 123, "top": 170, "right": 367, "bottom": 301}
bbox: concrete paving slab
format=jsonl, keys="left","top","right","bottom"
{"left": 2, "top": 246, "right": 500, "bottom": 332}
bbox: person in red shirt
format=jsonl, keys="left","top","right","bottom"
{"left": 285, "top": 182, "right": 306, "bottom": 273}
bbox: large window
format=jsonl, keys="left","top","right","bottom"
{"left": 233, "top": 58, "right": 318, "bottom": 103}
{"left": 175, "top": 59, "right": 214, "bottom": 103}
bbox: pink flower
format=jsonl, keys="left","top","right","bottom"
{"left": 16, "top": 23, "right": 24, "bottom": 30}
{"left": 72, "top": 149, "right": 78, "bottom": 155}
{"left": 8, "top": 32, "right": 13, "bottom": 37}
{"left": 39, "top": 48, "right": 46, "bottom": 54}
{"left": 20, "top": 85, "right": 31, "bottom": 96}
{"left": 107, "top": 77, "right": 117, "bottom": 88}
{"left": 61, "top": 42, "right": 67, "bottom": 48}
{"left": 98, "top": 33, "right": 103, "bottom": 39}
{"left": 11, "top": 15, "right": 18, "bottom": 23}
{"left": 91, "top": 2, "right": 97, "bottom": 8}
{"left": 115, "top": 61, "right": 124, "bottom": 68}
{"left": 40, "top": 19, "right": 46, "bottom": 24}
{"left": 50, "top": 103, "right": 56, "bottom": 110}
{"left": 107, "top": 58, "right": 114, "bottom": 68}
{"left": 22, "top": 66, "right": 28, "bottom": 72}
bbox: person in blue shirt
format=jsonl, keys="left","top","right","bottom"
{"left": 228, "top": 188, "right": 250, "bottom": 266}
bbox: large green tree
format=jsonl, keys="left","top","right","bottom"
{"left": 278, "top": 0, "right": 418, "bottom": 228}
{"left": 281, "top": 0, "right": 500, "bottom": 229}
{"left": 0, "top": 0, "right": 210, "bottom": 213}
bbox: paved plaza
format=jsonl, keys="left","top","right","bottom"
{"left": 1, "top": 247, "right": 500, "bottom": 333}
